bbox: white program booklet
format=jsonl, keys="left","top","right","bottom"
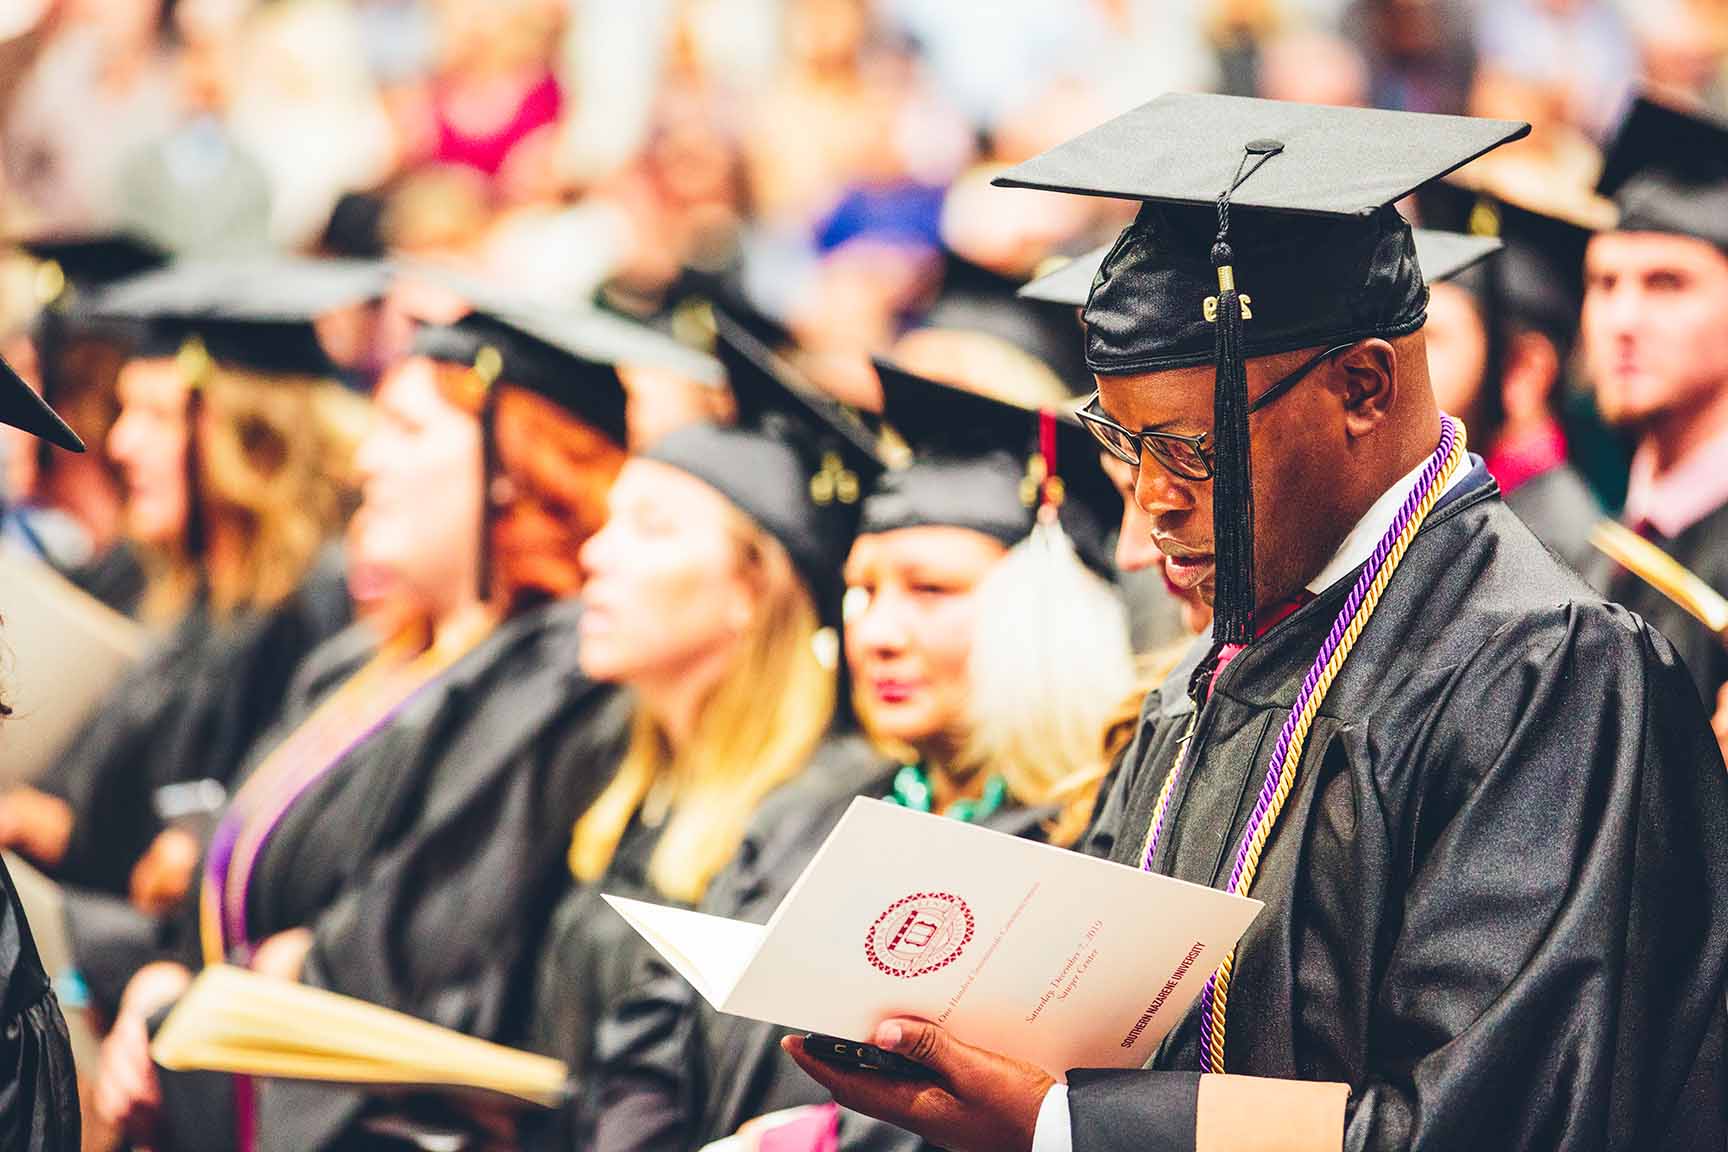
{"left": 606, "top": 797, "right": 1262, "bottom": 1079}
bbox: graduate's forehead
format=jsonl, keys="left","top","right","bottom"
{"left": 1094, "top": 367, "right": 1215, "bottom": 431}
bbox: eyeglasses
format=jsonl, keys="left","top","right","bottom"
{"left": 1077, "top": 342, "right": 1357, "bottom": 481}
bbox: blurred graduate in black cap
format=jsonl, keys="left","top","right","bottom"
{"left": 1417, "top": 185, "right": 1605, "bottom": 574}
{"left": 581, "top": 333, "right": 1134, "bottom": 1152}
{"left": 2, "top": 231, "right": 167, "bottom": 615}
{"left": 0, "top": 262, "right": 376, "bottom": 1001}
{"left": 0, "top": 321, "right": 88, "bottom": 1152}
{"left": 788, "top": 94, "right": 1728, "bottom": 1152}
{"left": 524, "top": 315, "right": 889, "bottom": 1151}
{"left": 1584, "top": 95, "right": 1728, "bottom": 710}
{"left": 94, "top": 289, "right": 702, "bottom": 1152}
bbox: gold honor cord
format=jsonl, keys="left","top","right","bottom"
{"left": 1591, "top": 519, "right": 1728, "bottom": 640}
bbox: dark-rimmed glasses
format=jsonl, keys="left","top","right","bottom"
{"left": 1077, "top": 342, "right": 1357, "bottom": 480}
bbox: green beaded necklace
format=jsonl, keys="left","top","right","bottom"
{"left": 886, "top": 762, "right": 1007, "bottom": 823}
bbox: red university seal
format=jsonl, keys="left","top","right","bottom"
{"left": 864, "top": 892, "right": 974, "bottom": 978}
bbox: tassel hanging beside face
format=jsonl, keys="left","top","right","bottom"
{"left": 1208, "top": 241, "right": 1256, "bottom": 645}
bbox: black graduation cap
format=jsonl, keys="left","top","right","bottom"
{"left": 411, "top": 300, "right": 721, "bottom": 451}
{"left": 1419, "top": 182, "right": 1595, "bottom": 353}
{"left": 1019, "top": 228, "right": 1503, "bottom": 309}
{"left": 1597, "top": 95, "right": 1728, "bottom": 250}
{"left": 643, "top": 314, "right": 884, "bottom": 625}
{"left": 7, "top": 232, "right": 169, "bottom": 456}
{"left": 993, "top": 94, "right": 1527, "bottom": 643}
{"left": 922, "top": 250, "right": 1095, "bottom": 394}
{"left": 12, "top": 232, "right": 168, "bottom": 306}
{"left": 90, "top": 259, "right": 389, "bottom": 378}
{"left": 865, "top": 362, "right": 1119, "bottom": 579}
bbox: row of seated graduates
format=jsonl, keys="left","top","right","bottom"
{"left": 0, "top": 248, "right": 1141, "bottom": 1152}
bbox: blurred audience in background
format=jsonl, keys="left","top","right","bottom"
{"left": 3, "top": 0, "right": 1727, "bottom": 606}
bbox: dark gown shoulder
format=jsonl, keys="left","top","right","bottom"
{"left": 1592, "top": 498, "right": 1728, "bottom": 705}
{"left": 0, "top": 857, "right": 77, "bottom": 1151}
{"left": 151, "top": 601, "right": 628, "bottom": 1152}
{"left": 1500, "top": 461, "right": 1599, "bottom": 575}
{"left": 1070, "top": 476, "right": 1728, "bottom": 1152}
{"left": 44, "top": 548, "right": 352, "bottom": 895}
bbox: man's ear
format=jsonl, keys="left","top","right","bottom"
{"left": 1331, "top": 338, "right": 1398, "bottom": 439}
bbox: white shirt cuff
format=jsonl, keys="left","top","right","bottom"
{"left": 1032, "top": 1082, "right": 1073, "bottom": 1152}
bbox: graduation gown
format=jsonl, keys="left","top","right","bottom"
{"left": 1499, "top": 460, "right": 1598, "bottom": 576}
{"left": 153, "top": 601, "right": 631, "bottom": 1152}
{"left": 1071, "top": 469, "right": 1728, "bottom": 1152}
{"left": 40, "top": 547, "right": 352, "bottom": 897}
{"left": 584, "top": 746, "right": 1060, "bottom": 1152}
{"left": 1591, "top": 499, "right": 1728, "bottom": 708}
{"left": 0, "top": 856, "right": 78, "bottom": 1150}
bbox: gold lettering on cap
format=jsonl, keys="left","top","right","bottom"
{"left": 1203, "top": 295, "right": 1253, "bottom": 323}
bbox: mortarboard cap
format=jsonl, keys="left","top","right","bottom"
{"left": 12, "top": 232, "right": 168, "bottom": 307}
{"left": 1596, "top": 95, "right": 1728, "bottom": 251}
{"left": 410, "top": 299, "right": 720, "bottom": 451}
{"left": 1419, "top": 181, "right": 1596, "bottom": 352}
{"left": 994, "top": 94, "right": 1526, "bottom": 643}
{"left": 865, "top": 362, "right": 1119, "bottom": 578}
{"left": 1019, "top": 228, "right": 1503, "bottom": 309}
{"left": 644, "top": 314, "right": 884, "bottom": 626}
{"left": 90, "top": 259, "right": 389, "bottom": 378}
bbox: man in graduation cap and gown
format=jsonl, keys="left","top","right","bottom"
{"left": 1584, "top": 95, "right": 1728, "bottom": 709}
{"left": 787, "top": 94, "right": 1728, "bottom": 1152}
{"left": 0, "top": 347, "right": 90, "bottom": 1149}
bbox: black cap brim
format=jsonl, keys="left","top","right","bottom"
{"left": 0, "top": 355, "right": 83, "bottom": 451}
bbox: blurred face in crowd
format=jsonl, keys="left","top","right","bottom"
{"left": 1, "top": 335, "right": 40, "bottom": 501}
{"left": 843, "top": 527, "right": 1007, "bottom": 757}
{"left": 1423, "top": 281, "right": 1491, "bottom": 429}
{"left": 1101, "top": 452, "right": 1210, "bottom": 636}
{"left": 107, "top": 357, "right": 190, "bottom": 547}
{"left": 353, "top": 357, "right": 483, "bottom": 614}
{"left": 69, "top": 0, "right": 163, "bottom": 51}
{"left": 1584, "top": 231, "right": 1728, "bottom": 431}
{"left": 578, "top": 459, "right": 757, "bottom": 688}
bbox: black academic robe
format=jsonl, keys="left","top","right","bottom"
{"left": 1591, "top": 499, "right": 1728, "bottom": 708}
{"left": 584, "top": 749, "right": 1061, "bottom": 1152}
{"left": 152, "top": 601, "right": 631, "bottom": 1152}
{"left": 1071, "top": 469, "right": 1728, "bottom": 1152}
{"left": 0, "top": 856, "right": 78, "bottom": 1150}
{"left": 1500, "top": 461, "right": 1598, "bottom": 576}
{"left": 40, "top": 547, "right": 352, "bottom": 897}
{"left": 65, "top": 539, "right": 147, "bottom": 619}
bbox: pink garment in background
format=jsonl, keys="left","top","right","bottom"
{"left": 431, "top": 69, "right": 562, "bottom": 178}
{"left": 757, "top": 1102, "right": 840, "bottom": 1152}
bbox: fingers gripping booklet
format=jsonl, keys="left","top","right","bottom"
{"left": 606, "top": 798, "right": 1263, "bottom": 1080}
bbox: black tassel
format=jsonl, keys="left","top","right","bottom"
{"left": 178, "top": 338, "right": 212, "bottom": 562}
{"left": 1210, "top": 236, "right": 1255, "bottom": 645}
{"left": 473, "top": 346, "right": 504, "bottom": 604}
{"left": 478, "top": 383, "right": 499, "bottom": 603}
